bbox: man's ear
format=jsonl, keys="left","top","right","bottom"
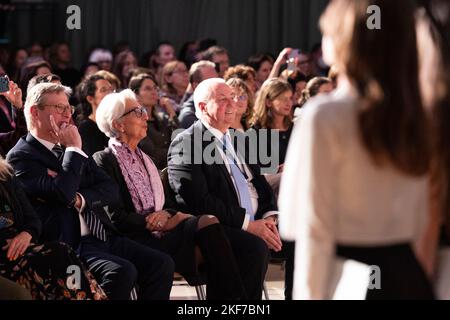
{"left": 198, "top": 102, "right": 207, "bottom": 113}
{"left": 30, "top": 105, "right": 39, "bottom": 118}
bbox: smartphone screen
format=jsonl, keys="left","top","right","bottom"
{"left": 287, "top": 50, "right": 299, "bottom": 71}
{"left": 0, "top": 75, "right": 9, "bottom": 93}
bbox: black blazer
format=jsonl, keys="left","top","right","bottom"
{"left": 167, "top": 120, "right": 277, "bottom": 229}
{"left": 0, "top": 175, "right": 41, "bottom": 242}
{"left": 6, "top": 133, "right": 120, "bottom": 248}
{"left": 93, "top": 148, "right": 177, "bottom": 234}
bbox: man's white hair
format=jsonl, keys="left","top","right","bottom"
{"left": 24, "top": 82, "right": 72, "bottom": 130}
{"left": 96, "top": 89, "right": 137, "bottom": 138}
{"left": 193, "top": 77, "right": 226, "bottom": 119}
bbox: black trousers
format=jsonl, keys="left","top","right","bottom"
{"left": 271, "top": 240, "right": 295, "bottom": 300}
{"left": 78, "top": 235, "right": 174, "bottom": 300}
{"left": 337, "top": 243, "right": 435, "bottom": 300}
{"left": 222, "top": 226, "right": 270, "bottom": 300}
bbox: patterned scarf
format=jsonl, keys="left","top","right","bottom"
{"left": 109, "top": 138, "right": 164, "bottom": 214}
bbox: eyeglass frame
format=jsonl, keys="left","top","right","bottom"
{"left": 120, "top": 106, "right": 148, "bottom": 119}
{"left": 232, "top": 94, "right": 248, "bottom": 102}
{"left": 40, "top": 104, "right": 75, "bottom": 115}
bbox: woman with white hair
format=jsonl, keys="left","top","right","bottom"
{"left": 93, "top": 89, "right": 247, "bottom": 299}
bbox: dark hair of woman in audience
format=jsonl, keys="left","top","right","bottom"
{"left": 287, "top": 72, "right": 308, "bottom": 108}
{"left": 112, "top": 50, "right": 138, "bottom": 89}
{"left": 129, "top": 73, "right": 178, "bottom": 169}
{"left": 298, "top": 76, "right": 333, "bottom": 108}
{"left": 225, "top": 77, "right": 254, "bottom": 132}
{"left": 0, "top": 157, "right": 106, "bottom": 300}
{"left": 75, "top": 74, "right": 114, "bottom": 156}
{"left": 93, "top": 89, "right": 248, "bottom": 299}
{"left": 18, "top": 60, "right": 52, "bottom": 96}
{"left": 7, "top": 47, "right": 28, "bottom": 83}
{"left": 247, "top": 54, "right": 275, "bottom": 91}
{"left": 248, "top": 78, "right": 294, "bottom": 171}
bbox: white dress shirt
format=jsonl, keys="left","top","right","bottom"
{"left": 278, "top": 85, "right": 429, "bottom": 299}
{"left": 32, "top": 134, "right": 92, "bottom": 236}
{"left": 201, "top": 120, "right": 277, "bottom": 230}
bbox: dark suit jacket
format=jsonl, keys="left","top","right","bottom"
{"left": 167, "top": 120, "right": 277, "bottom": 229}
{"left": 178, "top": 96, "right": 197, "bottom": 129}
{"left": 6, "top": 133, "right": 120, "bottom": 248}
{"left": 93, "top": 147, "right": 177, "bottom": 234}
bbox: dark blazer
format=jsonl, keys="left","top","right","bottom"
{"left": 93, "top": 147, "right": 177, "bottom": 234}
{"left": 178, "top": 96, "right": 197, "bottom": 129}
{"left": 139, "top": 109, "right": 179, "bottom": 170}
{"left": 0, "top": 175, "right": 42, "bottom": 242}
{"left": 167, "top": 120, "right": 277, "bottom": 229}
{"left": 6, "top": 133, "right": 120, "bottom": 248}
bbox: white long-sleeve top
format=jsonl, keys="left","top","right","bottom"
{"left": 278, "top": 85, "right": 429, "bottom": 300}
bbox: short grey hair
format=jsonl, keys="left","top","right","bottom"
{"left": 96, "top": 89, "right": 137, "bottom": 138}
{"left": 25, "top": 83, "right": 72, "bottom": 130}
{"left": 189, "top": 60, "right": 216, "bottom": 85}
{"left": 193, "top": 78, "right": 225, "bottom": 119}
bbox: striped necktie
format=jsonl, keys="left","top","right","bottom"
{"left": 52, "top": 144, "right": 64, "bottom": 161}
{"left": 83, "top": 209, "right": 107, "bottom": 242}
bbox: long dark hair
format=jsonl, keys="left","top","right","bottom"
{"left": 418, "top": 0, "right": 450, "bottom": 239}
{"left": 320, "top": 0, "right": 430, "bottom": 176}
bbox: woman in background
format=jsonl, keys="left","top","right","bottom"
{"left": 279, "top": 0, "right": 434, "bottom": 300}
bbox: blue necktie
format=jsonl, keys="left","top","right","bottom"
{"left": 222, "top": 135, "right": 254, "bottom": 219}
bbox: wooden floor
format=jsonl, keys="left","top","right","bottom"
{"left": 170, "top": 262, "right": 286, "bottom": 300}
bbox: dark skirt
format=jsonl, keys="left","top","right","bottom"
{"left": 0, "top": 241, "right": 107, "bottom": 300}
{"left": 128, "top": 216, "right": 199, "bottom": 276}
{"left": 336, "top": 243, "right": 435, "bottom": 300}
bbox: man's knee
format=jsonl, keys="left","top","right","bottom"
{"left": 197, "top": 215, "right": 219, "bottom": 230}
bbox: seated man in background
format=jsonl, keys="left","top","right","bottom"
{"left": 7, "top": 83, "right": 174, "bottom": 300}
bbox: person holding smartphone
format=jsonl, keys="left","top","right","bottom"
{"left": 0, "top": 77, "right": 27, "bottom": 157}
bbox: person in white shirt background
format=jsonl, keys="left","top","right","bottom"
{"left": 279, "top": 0, "right": 435, "bottom": 300}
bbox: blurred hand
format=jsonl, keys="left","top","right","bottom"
{"left": 0, "top": 81, "right": 23, "bottom": 109}
{"left": 275, "top": 48, "right": 293, "bottom": 66}
{"left": 2, "top": 231, "right": 32, "bottom": 261}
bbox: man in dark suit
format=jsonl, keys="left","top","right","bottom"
{"left": 168, "top": 78, "right": 287, "bottom": 299}
{"left": 7, "top": 83, "right": 174, "bottom": 300}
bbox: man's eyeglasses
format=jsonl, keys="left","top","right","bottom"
{"left": 120, "top": 106, "right": 148, "bottom": 118}
{"left": 41, "top": 104, "right": 75, "bottom": 115}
